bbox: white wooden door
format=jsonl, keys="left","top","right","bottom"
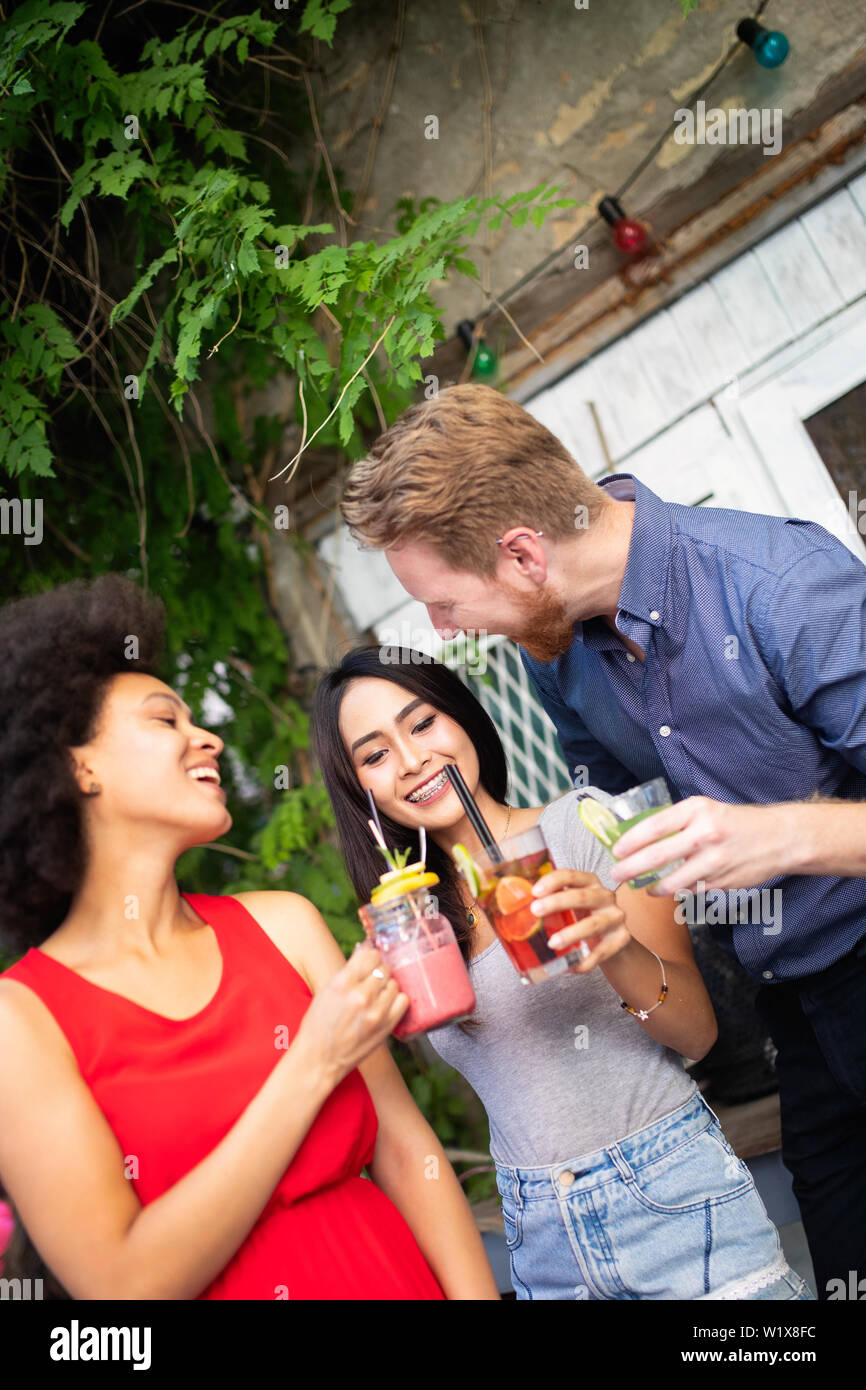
{"left": 715, "top": 298, "right": 866, "bottom": 560}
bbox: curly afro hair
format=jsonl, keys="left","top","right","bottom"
{"left": 0, "top": 574, "right": 166, "bottom": 956}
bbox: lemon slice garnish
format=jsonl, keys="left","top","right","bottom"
{"left": 371, "top": 862, "right": 440, "bottom": 905}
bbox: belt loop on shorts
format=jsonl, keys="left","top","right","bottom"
{"left": 609, "top": 1143, "right": 635, "bottom": 1183}
{"left": 513, "top": 1170, "right": 525, "bottom": 1211}
{"left": 499, "top": 1164, "right": 524, "bottom": 1211}
{"left": 695, "top": 1089, "right": 724, "bottom": 1131}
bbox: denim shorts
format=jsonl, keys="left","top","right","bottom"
{"left": 495, "top": 1091, "right": 815, "bottom": 1300}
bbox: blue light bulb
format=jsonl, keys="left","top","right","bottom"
{"left": 737, "top": 18, "right": 790, "bottom": 69}
{"left": 754, "top": 30, "right": 789, "bottom": 68}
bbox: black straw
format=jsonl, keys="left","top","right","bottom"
{"left": 444, "top": 764, "right": 504, "bottom": 863}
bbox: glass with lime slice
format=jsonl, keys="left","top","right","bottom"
{"left": 579, "top": 778, "right": 684, "bottom": 889}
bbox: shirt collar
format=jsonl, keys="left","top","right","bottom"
{"left": 597, "top": 472, "right": 673, "bottom": 629}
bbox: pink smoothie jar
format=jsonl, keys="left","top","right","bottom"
{"left": 358, "top": 863, "right": 476, "bottom": 1039}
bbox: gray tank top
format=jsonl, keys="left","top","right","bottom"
{"left": 426, "top": 788, "right": 698, "bottom": 1167}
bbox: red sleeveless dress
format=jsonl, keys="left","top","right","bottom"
{"left": 1, "top": 892, "right": 445, "bottom": 1300}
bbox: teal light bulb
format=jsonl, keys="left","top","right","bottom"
{"left": 754, "top": 30, "right": 789, "bottom": 68}
{"left": 737, "top": 19, "right": 790, "bottom": 69}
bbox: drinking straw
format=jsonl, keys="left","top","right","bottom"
{"left": 405, "top": 889, "right": 437, "bottom": 946}
{"left": 365, "top": 815, "right": 436, "bottom": 947}
{"left": 419, "top": 824, "right": 426, "bottom": 867}
{"left": 443, "top": 764, "right": 503, "bottom": 863}
{"left": 367, "top": 788, "right": 386, "bottom": 845}
{"left": 367, "top": 817, "right": 390, "bottom": 858}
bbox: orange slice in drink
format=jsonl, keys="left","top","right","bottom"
{"left": 493, "top": 875, "right": 539, "bottom": 941}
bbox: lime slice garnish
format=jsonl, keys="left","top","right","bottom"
{"left": 578, "top": 797, "right": 620, "bottom": 849}
{"left": 452, "top": 843, "right": 482, "bottom": 897}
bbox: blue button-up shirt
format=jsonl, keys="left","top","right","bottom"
{"left": 520, "top": 473, "right": 866, "bottom": 982}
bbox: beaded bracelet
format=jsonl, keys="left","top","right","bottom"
{"left": 620, "top": 949, "right": 668, "bottom": 1021}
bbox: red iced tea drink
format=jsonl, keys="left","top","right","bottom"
{"left": 472, "top": 828, "right": 598, "bottom": 984}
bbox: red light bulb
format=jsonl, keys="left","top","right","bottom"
{"left": 599, "top": 196, "right": 649, "bottom": 256}
{"left": 613, "top": 218, "right": 647, "bottom": 254}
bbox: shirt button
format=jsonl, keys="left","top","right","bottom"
{"left": 650, "top": 610, "right": 660, "bottom": 621}
{"left": 626, "top": 653, "right": 636, "bottom": 662}
{"left": 659, "top": 725, "right": 671, "bottom": 737}
{"left": 574, "top": 1284, "right": 589, "bottom": 1299}
{"left": 558, "top": 1170, "right": 576, "bottom": 1187}
{"left": 762, "top": 970, "right": 774, "bottom": 980}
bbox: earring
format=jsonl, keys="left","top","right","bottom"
{"left": 86, "top": 781, "right": 102, "bottom": 796}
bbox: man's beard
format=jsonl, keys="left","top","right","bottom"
{"left": 499, "top": 579, "right": 576, "bottom": 663}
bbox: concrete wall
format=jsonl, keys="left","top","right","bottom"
{"left": 319, "top": 0, "right": 866, "bottom": 328}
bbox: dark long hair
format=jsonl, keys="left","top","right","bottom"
{"left": 312, "top": 646, "right": 509, "bottom": 966}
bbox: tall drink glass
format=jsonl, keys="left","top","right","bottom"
{"left": 473, "top": 826, "right": 596, "bottom": 985}
{"left": 605, "top": 777, "right": 685, "bottom": 889}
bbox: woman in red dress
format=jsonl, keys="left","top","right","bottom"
{"left": 0, "top": 576, "right": 498, "bottom": 1301}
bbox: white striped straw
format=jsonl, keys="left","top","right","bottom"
{"left": 367, "top": 817, "right": 390, "bottom": 857}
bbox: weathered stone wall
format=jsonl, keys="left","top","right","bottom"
{"left": 319, "top": 0, "right": 866, "bottom": 326}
